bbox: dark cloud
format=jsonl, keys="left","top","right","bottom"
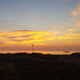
{"left": 13, "top": 30, "right": 31, "bottom": 32}
{"left": 19, "top": 34, "right": 34, "bottom": 38}
{"left": 11, "top": 38, "right": 33, "bottom": 42}
{"left": 6, "top": 36, "right": 18, "bottom": 39}
{"left": 5, "top": 35, "right": 34, "bottom": 40}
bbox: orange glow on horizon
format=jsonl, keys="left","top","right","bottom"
{"left": 0, "top": 30, "right": 80, "bottom": 51}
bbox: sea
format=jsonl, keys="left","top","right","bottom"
{"left": 0, "top": 50, "right": 80, "bottom": 55}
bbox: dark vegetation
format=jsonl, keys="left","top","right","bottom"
{"left": 71, "top": 52, "right": 80, "bottom": 57}
{"left": 0, "top": 52, "right": 80, "bottom": 80}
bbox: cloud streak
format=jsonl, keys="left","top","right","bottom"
{"left": 71, "top": 3, "right": 80, "bottom": 28}
{"left": 0, "top": 30, "right": 80, "bottom": 46}
{"left": 72, "top": 6, "right": 80, "bottom": 17}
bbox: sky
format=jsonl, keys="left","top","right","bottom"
{"left": 0, "top": 0, "right": 80, "bottom": 51}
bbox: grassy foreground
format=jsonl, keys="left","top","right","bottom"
{"left": 0, "top": 52, "right": 80, "bottom": 80}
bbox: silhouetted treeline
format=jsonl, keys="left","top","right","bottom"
{"left": 71, "top": 52, "right": 80, "bottom": 57}
{"left": 0, "top": 52, "right": 80, "bottom": 80}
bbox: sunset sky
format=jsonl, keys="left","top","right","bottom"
{"left": 0, "top": 0, "right": 80, "bottom": 51}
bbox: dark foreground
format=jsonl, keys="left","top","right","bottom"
{"left": 0, "top": 52, "right": 80, "bottom": 80}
